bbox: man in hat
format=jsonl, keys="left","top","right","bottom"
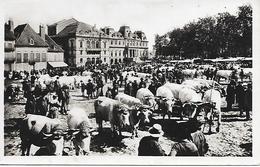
{"left": 85, "top": 79, "right": 94, "bottom": 99}
{"left": 242, "top": 83, "right": 252, "bottom": 120}
{"left": 169, "top": 122, "right": 199, "bottom": 156}
{"left": 226, "top": 80, "right": 236, "bottom": 111}
{"left": 236, "top": 81, "right": 246, "bottom": 116}
{"left": 138, "top": 124, "right": 166, "bottom": 156}
{"left": 189, "top": 119, "right": 209, "bottom": 156}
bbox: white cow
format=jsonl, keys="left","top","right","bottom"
{"left": 156, "top": 86, "right": 175, "bottom": 119}
{"left": 202, "top": 89, "right": 222, "bottom": 133}
{"left": 115, "top": 93, "right": 143, "bottom": 109}
{"left": 67, "top": 107, "right": 93, "bottom": 155}
{"left": 163, "top": 82, "right": 184, "bottom": 99}
{"left": 136, "top": 88, "right": 157, "bottom": 109}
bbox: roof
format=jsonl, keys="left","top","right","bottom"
{"left": 55, "top": 21, "right": 102, "bottom": 37}
{"left": 48, "top": 61, "right": 68, "bottom": 68}
{"left": 14, "top": 24, "right": 48, "bottom": 47}
{"left": 5, "top": 24, "right": 16, "bottom": 41}
{"left": 45, "top": 35, "right": 64, "bottom": 52}
{"left": 48, "top": 18, "right": 78, "bottom": 27}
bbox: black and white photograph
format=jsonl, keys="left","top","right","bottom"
{"left": 1, "top": 0, "right": 259, "bottom": 165}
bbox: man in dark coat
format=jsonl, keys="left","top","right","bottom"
{"left": 138, "top": 124, "right": 166, "bottom": 156}
{"left": 226, "top": 80, "right": 236, "bottom": 111}
{"left": 132, "top": 80, "right": 138, "bottom": 97}
{"left": 236, "top": 81, "right": 246, "bottom": 116}
{"left": 243, "top": 83, "right": 252, "bottom": 120}
{"left": 86, "top": 79, "right": 94, "bottom": 99}
{"left": 139, "top": 78, "right": 146, "bottom": 89}
{"left": 169, "top": 122, "right": 199, "bottom": 156}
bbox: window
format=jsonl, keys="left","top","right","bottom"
{"left": 96, "top": 41, "right": 99, "bottom": 48}
{"left": 119, "top": 51, "right": 121, "bottom": 56}
{"left": 29, "top": 38, "right": 34, "bottom": 45}
{"left": 80, "top": 58, "right": 83, "bottom": 63}
{"left": 30, "top": 53, "right": 34, "bottom": 62}
{"left": 104, "top": 42, "right": 106, "bottom": 48}
{"left": 80, "top": 50, "right": 83, "bottom": 55}
{"left": 119, "top": 41, "right": 121, "bottom": 45}
{"left": 111, "top": 40, "right": 113, "bottom": 45}
{"left": 35, "top": 53, "right": 41, "bottom": 62}
{"left": 104, "top": 51, "right": 106, "bottom": 55}
{"left": 80, "top": 41, "right": 83, "bottom": 48}
{"left": 16, "top": 53, "right": 22, "bottom": 63}
{"left": 115, "top": 51, "right": 117, "bottom": 57}
{"left": 92, "top": 41, "right": 95, "bottom": 48}
{"left": 111, "top": 51, "right": 113, "bottom": 56}
{"left": 104, "top": 58, "right": 106, "bottom": 62}
{"left": 86, "top": 40, "right": 91, "bottom": 48}
{"left": 115, "top": 40, "right": 117, "bottom": 45}
{"left": 42, "top": 53, "right": 46, "bottom": 62}
{"left": 123, "top": 41, "right": 125, "bottom": 45}
{"left": 23, "top": 53, "right": 28, "bottom": 63}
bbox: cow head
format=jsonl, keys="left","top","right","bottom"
{"left": 117, "top": 105, "right": 131, "bottom": 127}
{"left": 41, "top": 129, "right": 66, "bottom": 156}
{"left": 137, "top": 109, "right": 153, "bottom": 124}
{"left": 143, "top": 96, "right": 156, "bottom": 109}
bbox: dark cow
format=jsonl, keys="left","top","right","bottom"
{"left": 19, "top": 114, "right": 66, "bottom": 156}
{"left": 94, "top": 97, "right": 131, "bottom": 137}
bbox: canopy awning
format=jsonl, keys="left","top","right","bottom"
{"left": 48, "top": 62, "right": 68, "bottom": 68}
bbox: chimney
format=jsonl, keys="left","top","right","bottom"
{"left": 8, "top": 19, "right": 14, "bottom": 33}
{"left": 39, "top": 24, "right": 45, "bottom": 41}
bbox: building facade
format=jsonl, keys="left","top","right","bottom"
{"left": 4, "top": 20, "right": 16, "bottom": 71}
{"left": 4, "top": 20, "right": 65, "bottom": 72}
{"left": 49, "top": 19, "right": 149, "bottom": 67}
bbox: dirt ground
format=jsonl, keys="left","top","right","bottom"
{"left": 4, "top": 87, "right": 252, "bottom": 156}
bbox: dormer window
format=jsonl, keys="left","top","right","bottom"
{"left": 29, "top": 38, "right": 34, "bottom": 45}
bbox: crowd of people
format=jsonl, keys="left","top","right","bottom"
{"left": 4, "top": 60, "right": 252, "bottom": 156}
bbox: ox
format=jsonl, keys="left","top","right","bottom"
{"left": 19, "top": 114, "right": 66, "bottom": 156}
{"left": 202, "top": 89, "right": 222, "bottom": 133}
{"left": 115, "top": 93, "right": 143, "bottom": 108}
{"left": 67, "top": 107, "right": 94, "bottom": 155}
{"left": 136, "top": 88, "right": 157, "bottom": 109}
{"left": 94, "top": 97, "right": 131, "bottom": 137}
{"left": 156, "top": 86, "right": 175, "bottom": 119}
{"left": 114, "top": 94, "right": 153, "bottom": 137}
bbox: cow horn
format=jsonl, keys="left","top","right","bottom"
{"left": 42, "top": 132, "right": 53, "bottom": 139}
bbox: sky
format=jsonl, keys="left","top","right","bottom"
{"left": 1, "top": 0, "right": 253, "bottom": 50}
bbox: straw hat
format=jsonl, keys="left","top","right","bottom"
{"left": 148, "top": 124, "right": 164, "bottom": 138}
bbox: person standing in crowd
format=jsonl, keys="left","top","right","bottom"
{"left": 138, "top": 124, "right": 166, "bottom": 156}
{"left": 139, "top": 78, "right": 146, "bottom": 89}
{"left": 132, "top": 80, "right": 138, "bottom": 97}
{"left": 239, "top": 69, "right": 244, "bottom": 82}
{"left": 80, "top": 80, "right": 85, "bottom": 97}
{"left": 189, "top": 119, "right": 209, "bottom": 156}
{"left": 236, "top": 81, "right": 246, "bottom": 117}
{"left": 105, "top": 87, "right": 113, "bottom": 98}
{"left": 47, "top": 93, "right": 61, "bottom": 119}
{"left": 86, "top": 79, "right": 94, "bottom": 99}
{"left": 169, "top": 122, "right": 199, "bottom": 156}
{"left": 148, "top": 80, "right": 157, "bottom": 95}
{"left": 243, "top": 83, "right": 252, "bottom": 120}
{"left": 111, "top": 83, "right": 119, "bottom": 99}
{"left": 226, "top": 80, "right": 236, "bottom": 111}
{"left": 96, "top": 77, "right": 104, "bottom": 97}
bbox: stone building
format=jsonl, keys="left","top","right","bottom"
{"left": 4, "top": 20, "right": 16, "bottom": 71}
{"left": 49, "top": 19, "right": 149, "bottom": 67}
{"left": 4, "top": 19, "right": 65, "bottom": 72}
{"left": 13, "top": 23, "right": 49, "bottom": 71}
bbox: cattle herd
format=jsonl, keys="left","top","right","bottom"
{"left": 4, "top": 60, "right": 253, "bottom": 156}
